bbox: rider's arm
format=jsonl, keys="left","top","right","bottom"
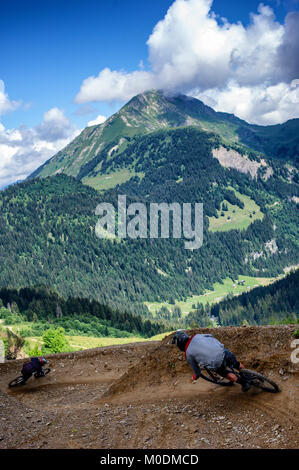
{"left": 187, "top": 356, "right": 201, "bottom": 380}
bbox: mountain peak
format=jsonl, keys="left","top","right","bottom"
{"left": 118, "top": 89, "right": 194, "bottom": 131}
{"left": 30, "top": 89, "right": 299, "bottom": 182}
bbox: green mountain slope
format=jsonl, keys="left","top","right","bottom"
{"left": 2, "top": 126, "right": 299, "bottom": 315}
{"left": 208, "top": 268, "right": 299, "bottom": 326}
{"left": 30, "top": 90, "right": 299, "bottom": 185}
{"left": 4, "top": 91, "right": 299, "bottom": 319}
{"left": 238, "top": 119, "right": 299, "bottom": 162}
{"left": 183, "top": 268, "right": 299, "bottom": 328}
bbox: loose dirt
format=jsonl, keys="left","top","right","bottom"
{"left": 0, "top": 326, "right": 298, "bottom": 449}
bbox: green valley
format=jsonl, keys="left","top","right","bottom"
{"left": 145, "top": 274, "right": 276, "bottom": 316}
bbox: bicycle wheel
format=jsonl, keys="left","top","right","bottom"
{"left": 199, "top": 367, "right": 234, "bottom": 387}
{"left": 8, "top": 376, "right": 26, "bottom": 388}
{"left": 240, "top": 369, "right": 280, "bottom": 393}
{"left": 34, "top": 368, "right": 51, "bottom": 378}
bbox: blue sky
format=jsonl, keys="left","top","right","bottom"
{"left": 1, "top": 0, "right": 298, "bottom": 129}
{"left": 0, "top": 0, "right": 298, "bottom": 187}
{"left": 1, "top": 0, "right": 175, "bottom": 129}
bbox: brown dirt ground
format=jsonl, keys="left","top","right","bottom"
{"left": 0, "top": 325, "right": 298, "bottom": 449}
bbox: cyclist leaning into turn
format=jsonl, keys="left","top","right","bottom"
{"left": 172, "top": 330, "right": 251, "bottom": 392}
{"left": 21, "top": 357, "right": 48, "bottom": 383}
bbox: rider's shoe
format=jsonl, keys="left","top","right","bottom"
{"left": 226, "top": 372, "right": 238, "bottom": 383}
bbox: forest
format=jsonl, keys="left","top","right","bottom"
{"left": 0, "top": 127, "right": 298, "bottom": 318}
{"left": 185, "top": 269, "right": 299, "bottom": 327}
{"left": 0, "top": 285, "right": 165, "bottom": 338}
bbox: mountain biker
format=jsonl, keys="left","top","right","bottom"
{"left": 21, "top": 357, "right": 48, "bottom": 383}
{"left": 172, "top": 330, "right": 251, "bottom": 392}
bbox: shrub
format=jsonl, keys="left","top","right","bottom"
{"left": 24, "top": 341, "right": 42, "bottom": 357}
{"left": 19, "top": 326, "right": 33, "bottom": 337}
{"left": 42, "top": 327, "right": 71, "bottom": 354}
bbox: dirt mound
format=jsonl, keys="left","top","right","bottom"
{"left": 164, "top": 325, "right": 297, "bottom": 370}
{"left": 105, "top": 325, "right": 297, "bottom": 398}
{"left": 104, "top": 344, "right": 189, "bottom": 398}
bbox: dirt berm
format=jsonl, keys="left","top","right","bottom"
{"left": 106, "top": 325, "right": 297, "bottom": 397}
{"left": 0, "top": 325, "right": 298, "bottom": 449}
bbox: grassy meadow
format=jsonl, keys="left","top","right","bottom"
{"left": 145, "top": 274, "right": 276, "bottom": 316}
{"left": 208, "top": 188, "right": 264, "bottom": 232}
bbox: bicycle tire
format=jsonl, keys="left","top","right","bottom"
{"left": 240, "top": 369, "right": 280, "bottom": 393}
{"left": 8, "top": 376, "right": 26, "bottom": 388}
{"left": 199, "top": 368, "right": 234, "bottom": 387}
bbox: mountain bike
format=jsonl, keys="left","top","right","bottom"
{"left": 8, "top": 368, "right": 51, "bottom": 388}
{"left": 199, "top": 367, "right": 280, "bottom": 393}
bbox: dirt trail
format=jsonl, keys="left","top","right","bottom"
{"left": 0, "top": 326, "right": 298, "bottom": 449}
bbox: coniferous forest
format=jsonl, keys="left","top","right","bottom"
{"left": 185, "top": 269, "right": 299, "bottom": 328}
{"left": 1, "top": 115, "right": 298, "bottom": 332}
{"left": 0, "top": 285, "right": 164, "bottom": 338}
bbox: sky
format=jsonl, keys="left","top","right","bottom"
{"left": 0, "top": 0, "right": 299, "bottom": 187}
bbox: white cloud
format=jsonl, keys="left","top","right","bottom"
{"left": 197, "top": 80, "right": 299, "bottom": 124}
{"left": 0, "top": 107, "right": 80, "bottom": 188}
{"left": 76, "top": 68, "right": 155, "bottom": 103}
{"left": 35, "top": 107, "right": 74, "bottom": 142}
{"left": 87, "top": 114, "right": 107, "bottom": 126}
{"left": 75, "top": 0, "right": 299, "bottom": 124}
{"left": 0, "top": 80, "right": 21, "bottom": 116}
